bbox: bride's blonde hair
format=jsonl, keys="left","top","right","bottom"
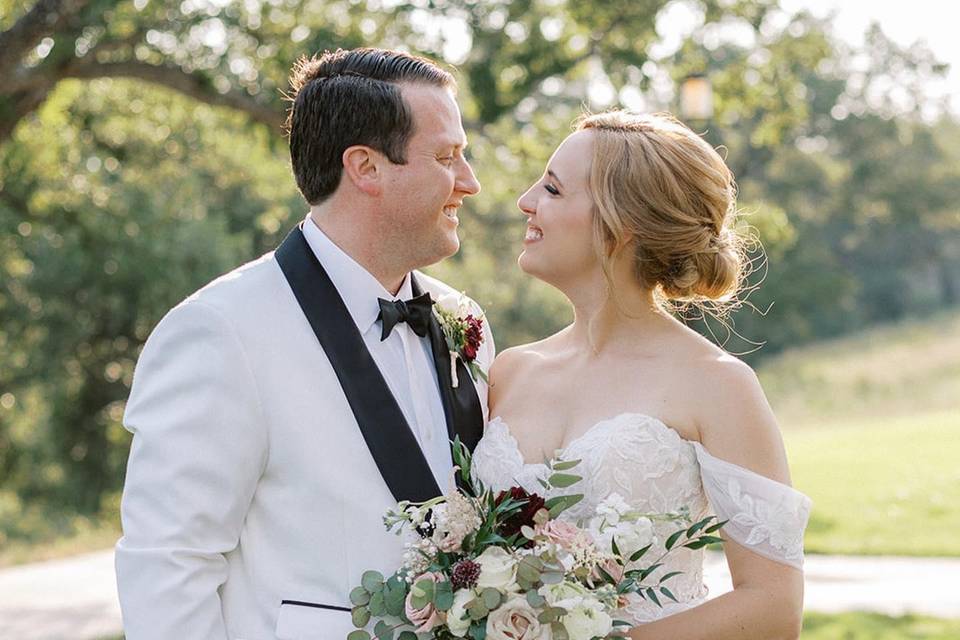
{"left": 576, "top": 111, "right": 746, "bottom": 307}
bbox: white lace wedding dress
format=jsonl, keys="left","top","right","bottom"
{"left": 470, "top": 413, "right": 812, "bottom": 625}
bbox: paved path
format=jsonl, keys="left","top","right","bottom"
{"left": 1, "top": 550, "right": 958, "bottom": 639}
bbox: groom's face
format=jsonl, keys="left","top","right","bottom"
{"left": 379, "top": 84, "right": 480, "bottom": 268}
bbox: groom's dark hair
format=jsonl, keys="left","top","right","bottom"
{"left": 285, "top": 48, "right": 456, "bottom": 205}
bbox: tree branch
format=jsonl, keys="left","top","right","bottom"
{"left": 61, "top": 59, "right": 286, "bottom": 133}
{"left": 0, "top": 0, "right": 92, "bottom": 79}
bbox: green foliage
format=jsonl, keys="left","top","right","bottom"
{"left": 2, "top": 0, "right": 959, "bottom": 555}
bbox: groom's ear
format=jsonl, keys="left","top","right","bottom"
{"left": 342, "top": 145, "right": 383, "bottom": 197}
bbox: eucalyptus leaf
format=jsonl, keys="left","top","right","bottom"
{"left": 397, "top": 633, "right": 417, "bottom": 640}
{"left": 660, "top": 586, "right": 679, "bottom": 603}
{"left": 482, "top": 587, "right": 502, "bottom": 609}
{"left": 368, "top": 590, "right": 386, "bottom": 617}
{"left": 350, "top": 586, "right": 371, "bottom": 606}
{"left": 658, "top": 570, "right": 684, "bottom": 584}
{"left": 347, "top": 631, "right": 371, "bottom": 640}
{"left": 665, "top": 529, "right": 685, "bottom": 551}
{"left": 373, "top": 619, "right": 393, "bottom": 640}
{"left": 629, "top": 543, "right": 652, "bottom": 562}
{"left": 526, "top": 589, "right": 547, "bottom": 608}
{"left": 646, "top": 587, "right": 661, "bottom": 607}
{"left": 361, "top": 571, "right": 385, "bottom": 593}
{"left": 551, "top": 621, "right": 570, "bottom": 640}
{"left": 351, "top": 606, "right": 370, "bottom": 628}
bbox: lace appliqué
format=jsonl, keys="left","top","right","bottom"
{"left": 693, "top": 443, "right": 811, "bottom": 569}
{"left": 470, "top": 413, "right": 812, "bottom": 624}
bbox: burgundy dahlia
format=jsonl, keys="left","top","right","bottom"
{"left": 494, "top": 486, "right": 546, "bottom": 546}
{"left": 450, "top": 559, "right": 481, "bottom": 590}
{"left": 462, "top": 315, "right": 483, "bottom": 362}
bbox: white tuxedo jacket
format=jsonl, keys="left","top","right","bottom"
{"left": 116, "top": 226, "right": 494, "bottom": 639}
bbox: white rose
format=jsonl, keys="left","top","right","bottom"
{"left": 435, "top": 291, "right": 470, "bottom": 315}
{"left": 562, "top": 604, "right": 613, "bottom": 640}
{"left": 486, "top": 595, "right": 552, "bottom": 640}
{"left": 447, "top": 589, "right": 475, "bottom": 637}
{"left": 539, "top": 581, "right": 593, "bottom": 611}
{"left": 475, "top": 547, "right": 519, "bottom": 592}
{"left": 595, "top": 493, "right": 630, "bottom": 524}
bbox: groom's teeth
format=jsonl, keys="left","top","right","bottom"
{"left": 525, "top": 227, "right": 543, "bottom": 241}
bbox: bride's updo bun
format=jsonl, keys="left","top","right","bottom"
{"left": 576, "top": 111, "right": 745, "bottom": 304}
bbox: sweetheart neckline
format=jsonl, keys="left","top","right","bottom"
{"left": 486, "top": 412, "right": 700, "bottom": 468}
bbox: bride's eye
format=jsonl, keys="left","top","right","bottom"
{"left": 544, "top": 183, "right": 560, "bottom": 196}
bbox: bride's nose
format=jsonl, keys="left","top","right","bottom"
{"left": 517, "top": 186, "right": 536, "bottom": 217}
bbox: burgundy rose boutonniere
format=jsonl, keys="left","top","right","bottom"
{"left": 433, "top": 292, "right": 488, "bottom": 388}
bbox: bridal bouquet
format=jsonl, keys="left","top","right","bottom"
{"left": 347, "top": 438, "right": 723, "bottom": 640}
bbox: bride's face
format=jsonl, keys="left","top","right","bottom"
{"left": 516, "top": 131, "right": 598, "bottom": 286}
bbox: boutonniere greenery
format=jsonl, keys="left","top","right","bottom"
{"left": 433, "top": 293, "right": 488, "bottom": 388}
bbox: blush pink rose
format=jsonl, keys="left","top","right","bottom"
{"left": 535, "top": 520, "right": 588, "bottom": 551}
{"left": 405, "top": 572, "right": 446, "bottom": 632}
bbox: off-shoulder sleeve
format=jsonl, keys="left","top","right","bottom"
{"left": 692, "top": 442, "right": 812, "bottom": 569}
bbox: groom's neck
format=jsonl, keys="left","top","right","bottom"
{"left": 307, "top": 206, "right": 407, "bottom": 295}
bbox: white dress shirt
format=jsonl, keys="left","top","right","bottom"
{"left": 302, "top": 216, "right": 454, "bottom": 491}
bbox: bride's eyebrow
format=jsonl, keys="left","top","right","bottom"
{"left": 547, "top": 169, "right": 564, "bottom": 188}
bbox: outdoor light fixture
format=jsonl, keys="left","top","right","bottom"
{"left": 680, "top": 73, "right": 714, "bottom": 121}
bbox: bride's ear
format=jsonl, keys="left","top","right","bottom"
{"left": 342, "top": 145, "right": 383, "bottom": 197}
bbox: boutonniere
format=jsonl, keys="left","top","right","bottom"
{"left": 433, "top": 292, "right": 488, "bottom": 388}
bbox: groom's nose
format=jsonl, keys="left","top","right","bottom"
{"left": 456, "top": 157, "right": 481, "bottom": 196}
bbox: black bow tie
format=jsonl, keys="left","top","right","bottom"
{"left": 377, "top": 292, "right": 434, "bottom": 341}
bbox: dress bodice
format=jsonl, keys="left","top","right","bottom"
{"left": 470, "top": 413, "right": 812, "bottom": 624}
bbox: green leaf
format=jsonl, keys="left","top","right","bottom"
{"left": 638, "top": 562, "right": 663, "bottom": 581}
{"left": 348, "top": 631, "right": 371, "bottom": 640}
{"left": 351, "top": 606, "right": 370, "bottom": 628}
{"left": 384, "top": 584, "right": 406, "bottom": 617}
{"left": 551, "top": 458, "right": 582, "bottom": 471}
{"left": 704, "top": 519, "right": 728, "bottom": 535}
{"left": 368, "top": 590, "right": 386, "bottom": 617}
{"left": 469, "top": 620, "right": 487, "bottom": 639}
{"left": 629, "top": 543, "right": 652, "bottom": 562}
{"left": 435, "top": 580, "right": 455, "bottom": 611}
{"left": 551, "top": 621, "right": 570, "bottom": 640}
{"left": 482, "top": 587, "right": 502, "bottom": 609}
{"left": 545, "top": 494, "right": 584, "bottom": 518}
{"left": 350, "top": 586, "right": 371, "bottom": 606}
{"left": 362, "top": 570, "right": 385, "bottom": 592}
{"left": 665, "top": 529, "right": 686, "bottom": 551}
{"left": 659, "top": 586, "right": 679, "bottom": 603}
{"left": 397, "top": 633, "right": 417, "bottom": 640}
{"left": 658, "top": 571, "right": 684, "bottom": 584}
{"left": 547, "top": 473, "right": 581, "bottom": 488}
{"left": 541, "top": 571, "right": 564, "bottom": 585}
{"left": 373, "top": 619, "right": 393, "bottom": 640}
{"left": 645, "top": 587, "right": 661, "bottom": 607}
{"left": 596, "top": 563, "right": 618, "bottom": 584}
{"left": 526, "top": 589, "right": 546, "bottom": 607}
{"left": 686, "top": 516, "right": 713, "bottom": 538}
{"left": 467, "top": 597, "right": 489, "bottom": 620}
{"left": 537, "top": 606, "right": 565, "bottom": 623}
{"left": 611, "top": 535, "right": 622, "bottom": 558}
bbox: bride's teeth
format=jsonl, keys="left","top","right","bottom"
{"left": 525, "top": 227, "right": 543, "bottom": 241}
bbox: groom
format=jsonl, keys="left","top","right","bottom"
{"left": 115, "top": 48, "right": 493, "bottom": 640}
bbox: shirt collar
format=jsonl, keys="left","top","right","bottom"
{"left": 301, "top": 214, "right": 413, "bottom": 335}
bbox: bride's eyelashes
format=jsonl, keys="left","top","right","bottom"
{"left": 544, "top": 183, "right": 560, "bottom": 196}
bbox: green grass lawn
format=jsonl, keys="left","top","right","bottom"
{"left": 784, "top": 409, "right": 960, "bottom": 556}
{"left": 801, "top": 612, "right": 960, "bottom": 639}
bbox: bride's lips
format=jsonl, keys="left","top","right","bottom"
{"left": 523, "top": 224, "right": 543, "bottom": 244}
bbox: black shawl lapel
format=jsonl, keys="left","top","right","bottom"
{"left": 274, "top": 225, "right": 441, "bottom": 503}
{"left": 411, "top": 274, "right": 485, "bottom": 453}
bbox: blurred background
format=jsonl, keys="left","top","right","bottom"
{"left": 1, "top": 0, "right": 959, "bottom": 637}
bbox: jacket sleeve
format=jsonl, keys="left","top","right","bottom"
{"left": 115, "top": 298, "right": 269, "bottom": 639}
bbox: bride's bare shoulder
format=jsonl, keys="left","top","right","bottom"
{"left": 489, "top": 330, "right": 568, "bottom": 390}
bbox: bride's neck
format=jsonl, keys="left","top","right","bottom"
{"left": 565, "top": 272, "right": 669, "bottom": 355}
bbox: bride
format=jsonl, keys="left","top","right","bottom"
{"left": 471, "top": 111, "right": 811, "bottom": 639}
